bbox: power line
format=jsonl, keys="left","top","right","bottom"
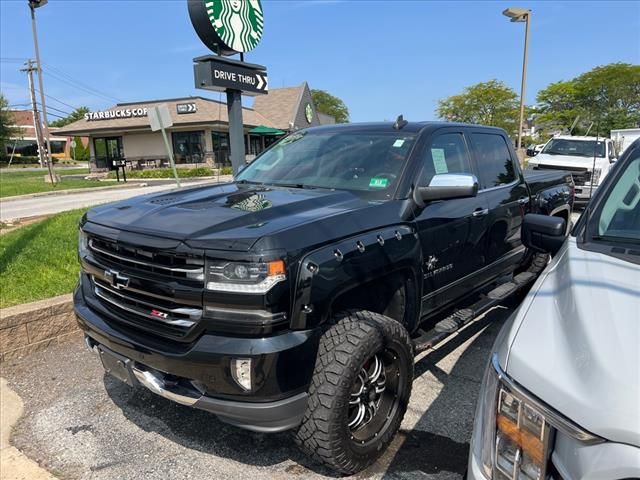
{"left": 42, "top": 62, "right": 123, "bottom": 103}
{"left": 38, "top": 91, "right": 81, "bottom": 112}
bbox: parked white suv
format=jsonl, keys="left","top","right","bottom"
{"left": 468, "top": 138, "right": 640, "bottom": 480}
{"left": 528, "top": 136, "right": 618, "bottom": 205}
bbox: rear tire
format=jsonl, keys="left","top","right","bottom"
{"left": 295, "top": 310, "right": 413, "bottom": 474}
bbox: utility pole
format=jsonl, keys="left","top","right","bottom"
{"left": 29, "top": 0, "right": 56, "bottom": 184}
{"left": 21, "top": 59, "right": 54, "bottom": 183}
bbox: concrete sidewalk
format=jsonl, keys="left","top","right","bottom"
{"left": 0, "top": 378, "right": 56, "bottom": 480}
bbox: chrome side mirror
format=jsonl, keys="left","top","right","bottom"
{"left": 413, "top": 173, "right": 479, "bottom": 208}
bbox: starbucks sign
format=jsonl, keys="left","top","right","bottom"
{"left": 304, "top": 103, "right": 314, "bottom": 124}
{"left": 188, "top": 0, "right": 264, "bottom": 56}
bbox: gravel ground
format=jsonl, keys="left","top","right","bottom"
{"left": 2, "top": 307, "right": 511, "bottom": 480}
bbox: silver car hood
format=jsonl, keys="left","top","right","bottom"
{"left": 504, "top": 238, "right": 640, "bottom": 447}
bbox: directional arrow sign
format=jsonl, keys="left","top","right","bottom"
{"left": 177, "top": 102, "right": 197, "bottom": 114}
{"left": 194, "top": 56, "right": 268, "bottom": 96}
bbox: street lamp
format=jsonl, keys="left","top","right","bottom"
{"left": 28, "top": 0, "right": 56, "bottom": 184}
{"left": 503, "top": 7, "right": 531, "bottom": 160}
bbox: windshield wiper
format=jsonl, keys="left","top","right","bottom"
{"left": 591, "top": 234, "right": 639, "bottom": 244}
{"left": 236, "top": 179, "right": 263, "bottom": 185}
{"left": 265, "top": 182, "right": 313, "bottom": 189}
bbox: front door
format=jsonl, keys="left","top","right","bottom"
{"left": 468, "top": 130, "right": 529, "bottom": 270}
{"left": 94, "top": 137, "right": 123, "bottom": 170}
{"left": 413, "top": 129, "right": 489, "bottom": 314}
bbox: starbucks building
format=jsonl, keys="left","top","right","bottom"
{"left": 55, "top": 82, "right": 334, "bottom": 171}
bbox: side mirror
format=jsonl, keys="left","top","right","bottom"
{"left": 413, "top": 173, "right": 479, "bottom": 208}
{"left": 522, "top": 213, "right": 567, "bottom": 255}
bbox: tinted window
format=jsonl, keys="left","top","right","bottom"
{"left": 420, "top": 133, "right": 472, "bottom": 185}
{"left": 472, "top": 133, "right": 516, "bottom": 188}
{"left": 237, "top": 130, "right": 417, "bottom": 198}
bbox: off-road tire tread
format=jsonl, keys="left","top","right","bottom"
{"left": 294, "top": 310, "right": 413, "bottom": 474}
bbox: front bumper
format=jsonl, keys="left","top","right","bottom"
{"left": 74, "top": 284, "right": 319, "bottom": 432}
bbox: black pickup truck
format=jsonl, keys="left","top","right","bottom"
{"left": 75, "top": 121, "right": 573, "bottom": 474}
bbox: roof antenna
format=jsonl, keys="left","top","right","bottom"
{"left": 393, "top": 114, "right": 408, "bottom": 130}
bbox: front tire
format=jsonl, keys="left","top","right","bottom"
{"left": 295, "top": 310, "right": 413, "bottom": 474}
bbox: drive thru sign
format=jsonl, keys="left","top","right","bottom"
{"left": 148, "top": 104, "right": 181, "bottom": 188}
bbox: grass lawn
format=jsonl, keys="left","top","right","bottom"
{"left": 0, "top": 209, "right": 86, "bottom": 308}
{"left": 105, "top": 166, "right": 231, "bottom": 179}
{"left": 0, "top": 168, "right": 107, "bottom": 198}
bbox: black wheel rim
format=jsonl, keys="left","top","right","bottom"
{"left": 347, "top": 347, "right": 402, "bottom": 444}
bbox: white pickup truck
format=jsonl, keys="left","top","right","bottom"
{"left": 528, "top": 135, "right": 618, "bottom": 205}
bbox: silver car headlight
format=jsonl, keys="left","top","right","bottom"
{"left": 78, "top": 229, "right": 89, "bottom": 258}
{"left": 471, "top": 354, "right": 552, "bottom": 480}
{"left": 205, "top": 259, "right": 286, "bottom": 294}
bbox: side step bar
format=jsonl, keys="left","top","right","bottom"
{"left": 412, "top": 270, "right": 538, "bottom": 354}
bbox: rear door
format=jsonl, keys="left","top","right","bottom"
{"left": 469, "top": 130, "right": 529, "bottom": 271}
{"left": 413, "top": 128, "right": 490, "bottom": 312}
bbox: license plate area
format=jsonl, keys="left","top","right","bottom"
{"left": 98, "top": 346, "right": 135, "bottom": 387}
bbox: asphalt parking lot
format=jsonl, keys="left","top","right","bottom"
{"left": 1, "top": 305, "right": 514, "bottom": 480}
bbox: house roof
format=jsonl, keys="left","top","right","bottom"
{"left": 8, "top": 110, "right": 69, "bottom": 140}
{"left": 251, "top": 84, "right": 306, "bottom": 130}
{"left": 53, "top": 96, "right": 276, "bottom": 136}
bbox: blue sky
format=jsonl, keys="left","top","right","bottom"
{"left": 1, "top": 0, "right": 639, "bottom": 123}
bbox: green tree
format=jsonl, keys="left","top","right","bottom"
{"left": 49, "top": 106, "right": 89, "bottom": 127}
{"left": 70, "top": 136, "right": 89, "bottom": 161}
{"left": 536, "top": 63, "right": 640, "bottom": 136}
{"left": 0, "top": 94, "right": 22, "bottom": 157}
{"left": 436, "top": 80, "right": 519, "bottom": 134}
{"left": 311, "top": 89, "right": 350, "bottom": 124}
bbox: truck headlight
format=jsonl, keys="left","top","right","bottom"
{"left": 78, "top": 229, "right": 89, "bottom": 258}
{"left": 591, "top": 168, "right": 601, "bottom": 185}
{"left": 205, "top": 259, "right": 286, "bottom": 294}
{"left": 471, "top": 354, "right": 552, "bottom": 480}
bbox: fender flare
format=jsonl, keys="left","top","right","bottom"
{"left": 290, "top": 224, "right": 422, "bottom": 330}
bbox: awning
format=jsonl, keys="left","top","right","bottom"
{"left": 248, "top": 125, "right": 286, "bottom": 135}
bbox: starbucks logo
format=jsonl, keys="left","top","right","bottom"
{"left": 305, "top": 103, "right": 313, "bottom": 124}
{"left": 205, "top": 0, "right": 264, "bottom": 53}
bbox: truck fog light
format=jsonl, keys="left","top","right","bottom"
{"left": 231, "top": 358, "right": 252, "bottom": 391}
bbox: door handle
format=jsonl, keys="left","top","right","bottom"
{"left": 518, "top": 197, "right": 530, "bottom": 205}
{"left": 472, "top": 208, "right": 489, "bottom": 217}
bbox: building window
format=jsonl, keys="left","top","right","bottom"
{"left": 50, "top": 141, "right": 66, "bottom": 154}
{"left": 211, "top": 131, "right": 230, "bottom": 166}
{"left": 172, "top": 131, "right": 204, "bottom": 164}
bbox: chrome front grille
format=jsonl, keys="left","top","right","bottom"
{"left": 88, "top": 237, "right": 204, "bottom": 283}
{"left": 535, "top": 164, "right": 592, "bottom": 185}
{"left": 86, "top": 234, "right": 204, "bottom": 340}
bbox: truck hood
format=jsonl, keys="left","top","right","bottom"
{"left": 85, "top": 182, "right": 374, "bottom": 251}
{"left": 505, "top": 238, "right": 640, "bottom": 446}
{"left": 531, "top": 153, "right": 608, "bottom": 171}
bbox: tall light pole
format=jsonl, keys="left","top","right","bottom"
{"left": 503, "top": 7, "right": 531, "bottom": 159}
{"left": 28, "top": 0, "right": 56, "bottom": 184}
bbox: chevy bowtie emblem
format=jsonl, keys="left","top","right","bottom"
{"left": 104, "top": 269, "right": 130, "bottom": 289}
{"left": 426, "top": 255, "right": 439, "bottom": 271}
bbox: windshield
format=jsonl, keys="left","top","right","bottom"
{"left": 589, "top": 152, "right": 640, "bottom": 244}
{"left": 236, "top": 130, "right": 417, "bottom": 197}
{"left": 542, "top": 138, "right": 605, "bottom": 158}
